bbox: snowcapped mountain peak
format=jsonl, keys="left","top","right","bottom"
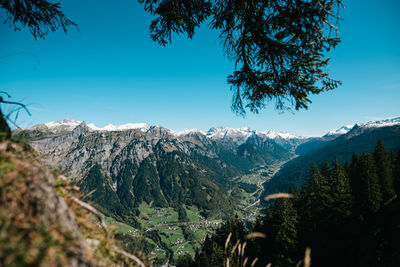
{"left": 205, "top": 126, "right": 256, "bottom": 139}
{"left": 324, "top": 117, "right": 400, "bottom": 137}
{"left": 262, "top": 129, "right": 299, "bottom": 139}
{"left": 44, "top": 118, "right": 82, "bottom": 129}
{"left": 170, "top": 126, "right": 301, "bottom": 140}
{"left": 362, "top": 117, "right": 400, "bottom": 128}
{"left": 325, "top": 125, "right": 355, "bottom": 136}
{"left": 28, "top": 119, "right": 150, "bottom": 133}
{"left": 170, "top": 128, "right": 207, "bottom": 136}
{"left": 28, "top": 118, "right": 84, "bottom": 132}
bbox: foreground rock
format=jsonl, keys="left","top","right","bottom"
{"left": 0, "top": 141, "right": 90, "bottom": 266}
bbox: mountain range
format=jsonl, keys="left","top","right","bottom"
{"left": 12, "top": 117, "right": 400, "bottom": 225}
{"left": 263, "top": 118, "right": 400, "bottom": 200}
{"left": 13, "top": 119, "right": 300, "bottom": 224}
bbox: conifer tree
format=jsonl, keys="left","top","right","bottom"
{"left": 374, "top": 141, "right": 396, "bottom": 204}
{"left": 330, "top": 158, "right": 352, "bottom": 222}
{"left": 344, "top": 160, "right": 351, "bottom": 176}
{"left": 391, "top": 150, "right": 400, "bottom": 195}
{"left": 320, "top": 160, "right": 332, "bottom": 179}
{"left": 357, "top": 153, "right": 382, "bottom": 216}
{"left": 296, "top": 162, "right": 334, "bottom": 264}
{"left": 349, "top": 152, "right": 363, "bottom": 215}
{"left": 268, "top": 198, "right": 299, "bottom": 267}
{"left": 298, "top": 163, "right": 320, "bottom": 235}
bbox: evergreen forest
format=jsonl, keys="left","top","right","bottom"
{"left": 178, "top": 141, "right": 400, "bottom": 267}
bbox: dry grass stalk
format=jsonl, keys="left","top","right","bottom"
{"left": 296, "top": 260, "right": 303, "bottom": 267}
{"left": 83, "top": 189, "right": 96, "bottom": 199}
{"left": 243, "top": 257, "right": 248, "bottom": 267}
{"left": 266, "top": 264, "right": 271, "bottom": 267}
{"left": 237, "top": 243, "right": 242, "bottom": 266}
{"left": 113, "top": 246, "right": 147, "bottom": 267}
{"left": 231, "top": 240, "right": 240, "bottom": 255}
{"left": 69, "top": 195, "right": 108, "bottom": 235}
{"left": 264, "top": 193, "right": 293, "bottom": 201}
{"left": 225, "top": 232, "right": 233, "bottom": 251}
{"left": 226, "top": 257, "right": 230, "bottom": 267}
{"left": 250, "top": 257, "right": 259, "bottom": 267}
{"left": 304, "top": 247, "right": 311, "bottom": 267}
{"left": 241, "top": 242, "right": 247, "bottom": 258}
{"left": 245, "top": 232, "right": 267, "bottom": 240}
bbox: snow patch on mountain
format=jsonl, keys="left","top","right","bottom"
{"left": 29, "top": 119, "right": 150, "bottom": 132}
{"left": 29, "top": 118, "right": 83, "bottom": 132}
{"left": 324, "top": 117, "right": 400, "bottom": 137}
{"left": 26, "top": 119, "right": 303, "bottom": 140}
{"left": 325, "top": 125, "right": 355, "bottom": 136}
{"left": 205, "top": 127, "right": 256, "bottom": 139}
{"left": 87, "top": 122, "right": 150, "bottom": 132}
{"left": 27, "top": 116, "right": 399, "bottom": 140}
{"left": 170, "top": 128, "right": 207, "bottom": 136}
{"left": 362, "top": 117, "right": 400, "bottom": 129}
{"left": 261, "top": 130, "right": 300, "bottom": 139}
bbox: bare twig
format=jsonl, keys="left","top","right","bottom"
{"left": 0, "top": 99, "right": 31, "bottom": 116}
{"left": 0, "top": 52, "right": 40, "bottom": 70}
{"left": 0, "top": 91, "right": 11, "bottom": 98}
{"left": 317, "top": 0, "right": 343, "bottom": 20}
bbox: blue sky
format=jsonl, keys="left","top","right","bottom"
{"left": 1, "top": 0, "right": 399, "bottom": 136}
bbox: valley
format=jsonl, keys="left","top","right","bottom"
{"left": 11, "top": 117, "right": 400, "bottom": 266}
{"left": 106, "top": 163, "right": 284, "bottom": 264}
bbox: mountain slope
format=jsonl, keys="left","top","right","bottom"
{"left": 263, "top": 124, "right": 400, "bottom": 196}
{"left": 15, "top": 120, "right": 297, "bottom": 224}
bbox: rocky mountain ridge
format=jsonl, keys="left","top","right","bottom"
{"left": 14, "top": 119, "right": 296, "bottom": 223}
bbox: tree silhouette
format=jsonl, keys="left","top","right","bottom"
{"left": 2, "top": 0, "right": 343, "bottom": 114}
{"left": 139, "top": 0, "right": 344, "bottom": 114}
{"left": 0, "top": 0, "right": 75, "bottom": 39}
{"left": 374, "top": 140, "right": 396, "bottom": 204}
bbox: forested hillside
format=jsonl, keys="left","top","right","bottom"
{"left": 263, "top": 124, "right": 400, "bottom": 197}
{"left": 183, "top": 141, "right": 400, "bottom": 267}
